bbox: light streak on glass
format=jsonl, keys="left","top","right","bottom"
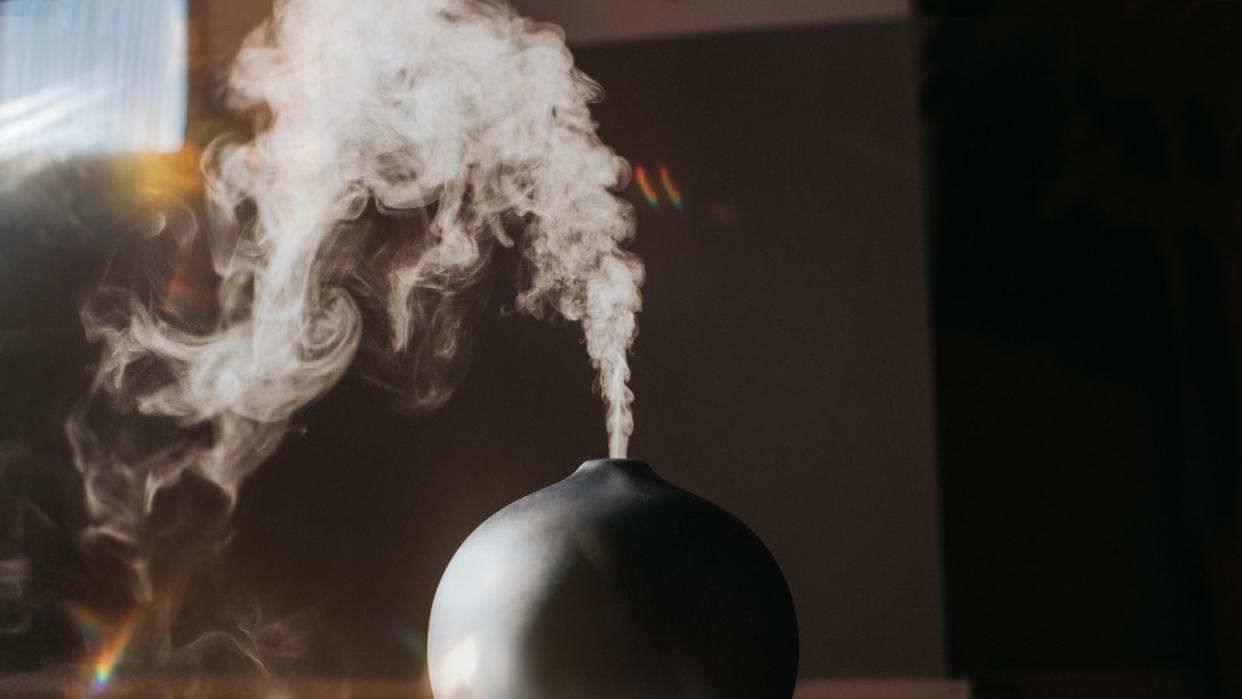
{"left": 0, "top": 0, "right": 187, "bottom": 162}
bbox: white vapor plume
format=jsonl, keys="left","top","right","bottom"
{"left": 70, "top": 0, "right": 644, "bottom": 602}
{"left": 214, "top": 0, "right": 644, "bottom": 456}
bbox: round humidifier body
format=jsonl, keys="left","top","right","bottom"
{"left": 427, "top": 458, "right": 798, "bottom": 699}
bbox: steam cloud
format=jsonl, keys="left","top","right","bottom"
{"left": 72, "top": 0, "right": 642, "bottom": 572}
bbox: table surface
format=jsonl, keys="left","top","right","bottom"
{"left": 0, "top": 673, "right": 970, "bottom": 698}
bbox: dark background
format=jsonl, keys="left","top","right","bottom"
{"left": 920, "top": 2, "right": 1242, "bottom": 697}
{"left": 1, "top": 7, "right": 945, "bottom": 689}
{"left": 220, "top": 17, "right": 943, "bottom": 684}
{"left": 3, "top": 1, "right": 1242, "bottom": 698}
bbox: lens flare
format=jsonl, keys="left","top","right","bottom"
{"left": 382, "top": 618, "right": 427, "bottom": 661}
{"left": 658, "top": 165, "right": 683, "bottom": 213}
{"left": 91, "top": 615, "right": 139, "bottom": 692}
{"left": 66, "top": 602, "right": 104, "bottom": 644}
{"left": 165, "top": 250, "right": 216, "bottom": 315}
{"left": 634, "top": 165, "right": 660, "bottom": 210}
{"left": 66, "top": 603, "right": 143, "bottom": 694}
{"left": 165, "top": 268, "right": 206, "bottom": 313}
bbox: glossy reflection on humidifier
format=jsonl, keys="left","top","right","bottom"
{"left": 428, "top": 459, "right": 798, "bottom": 699}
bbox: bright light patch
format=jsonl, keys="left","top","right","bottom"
{"left": 0, "top": 0, "right": 187, "bottom": 161}
{"left": 440, "top": 637, "right": 479, "bottom": 695}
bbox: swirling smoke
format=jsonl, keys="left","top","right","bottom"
{"left": 69, "top": 0, "right": 642, "bottom": 607}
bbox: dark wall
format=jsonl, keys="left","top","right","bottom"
{"left": 920, "top": 4, "right": 1242, "bottom": 697}
{"left": 0, "top": 13, "right": 944, "bottom": 686}
{"left": 223, "top": 19, "right": 943, "bottom": 680}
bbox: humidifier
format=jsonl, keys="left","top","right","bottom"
{"left": 427, "top": 458, "right": 799, "bottom": 699}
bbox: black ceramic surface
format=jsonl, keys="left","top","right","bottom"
{"left": 427, "top": 458, "right": 799, "bottom": 699}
